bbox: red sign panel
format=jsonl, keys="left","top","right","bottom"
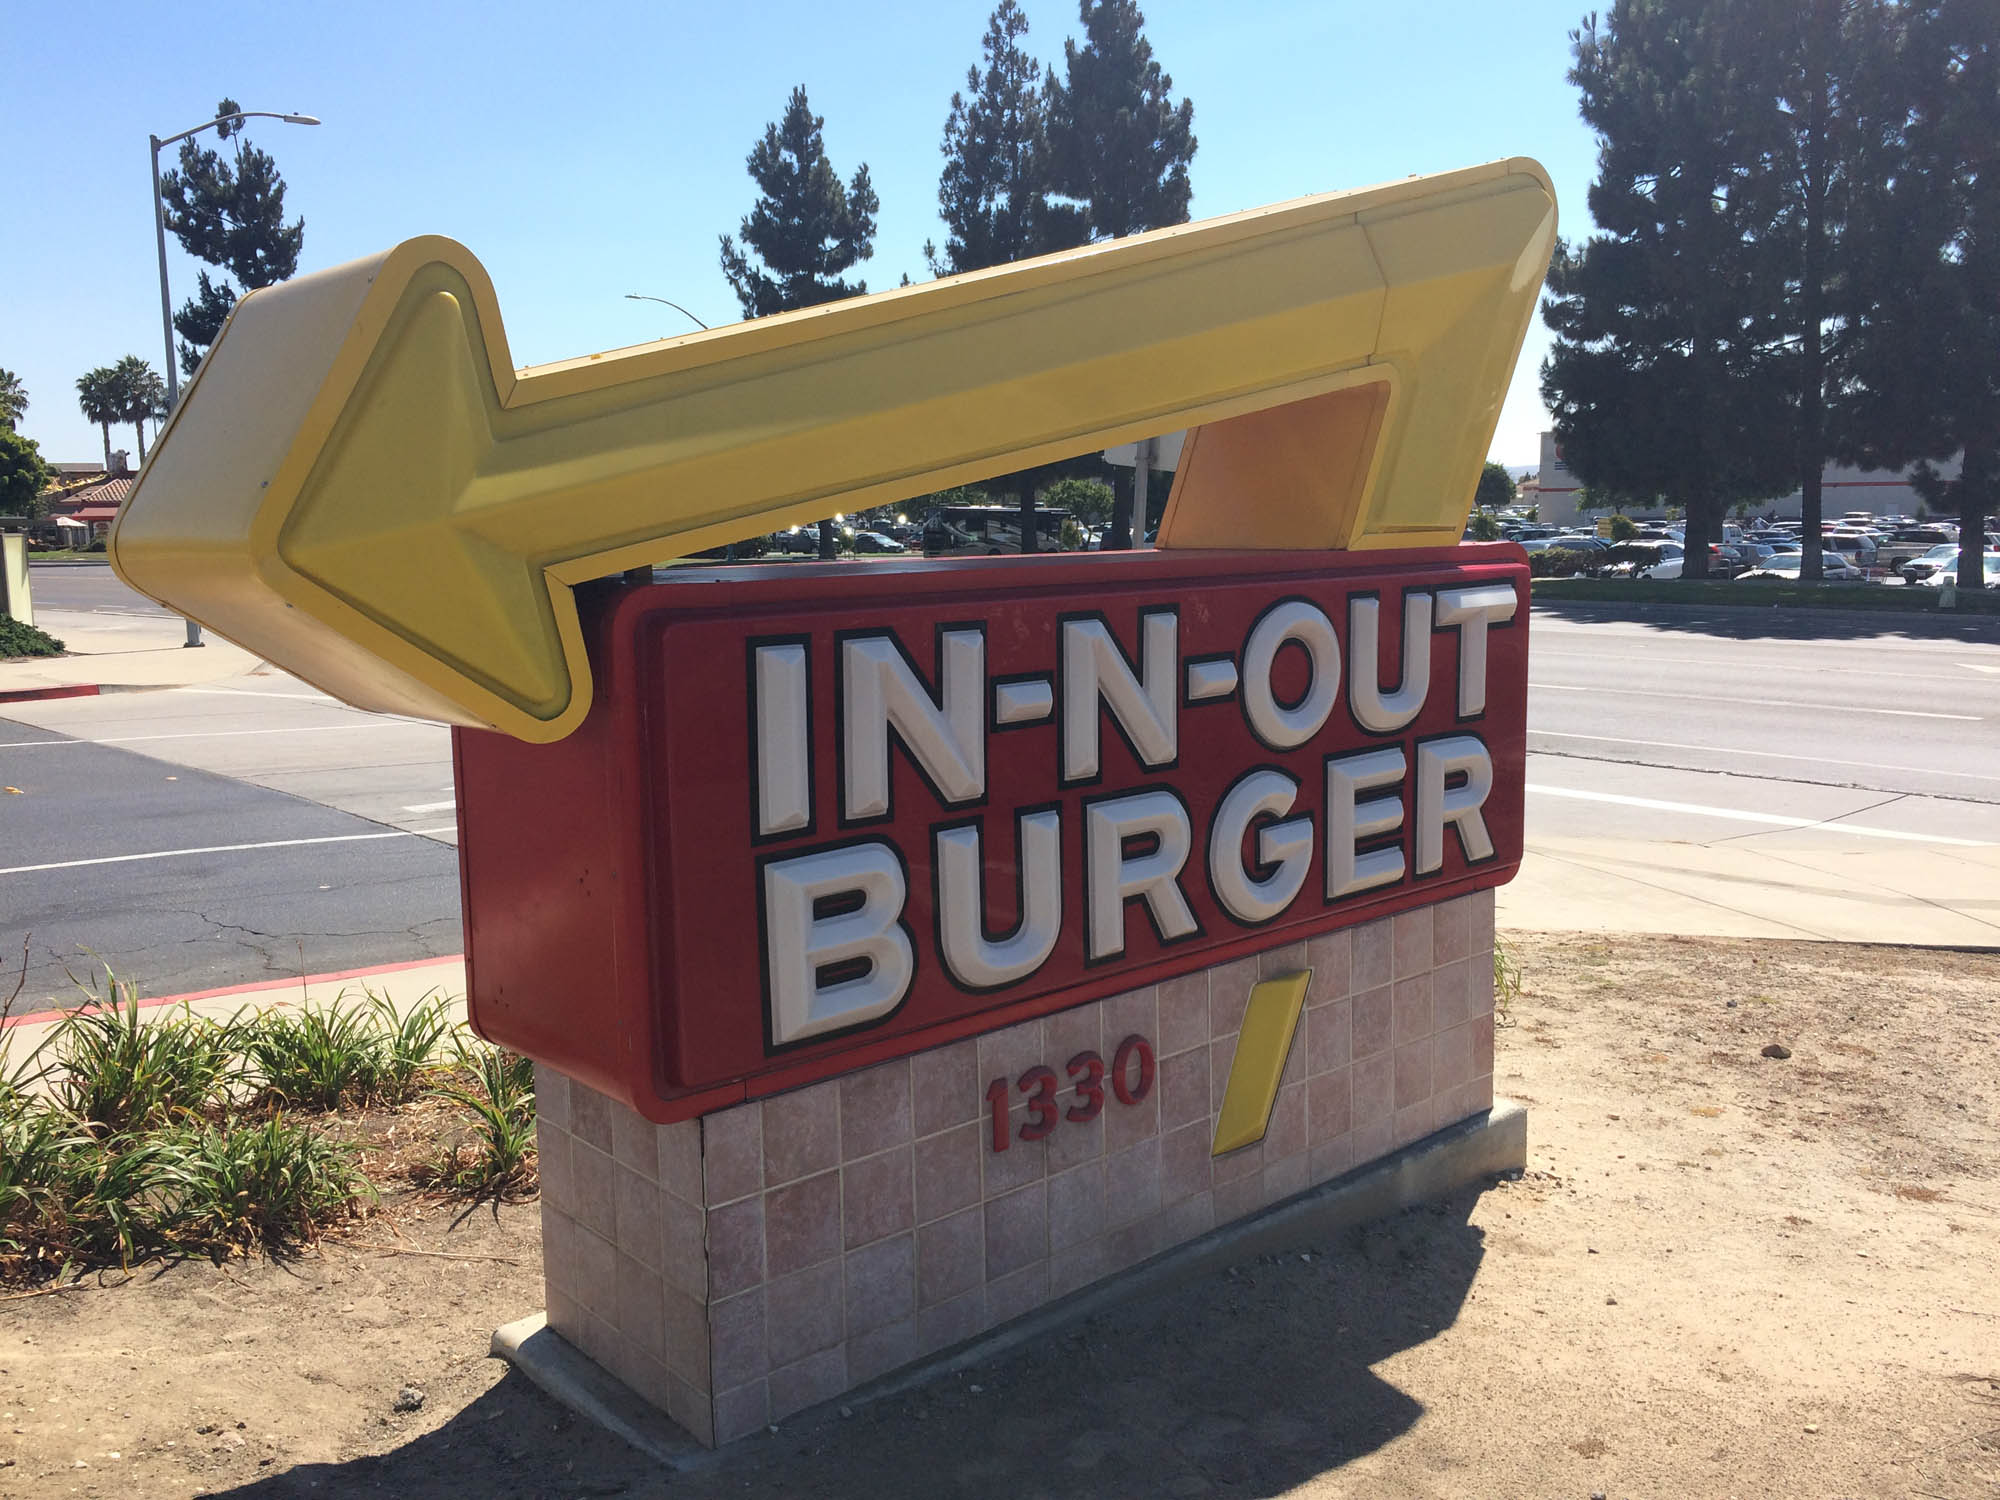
{"left": 455, "top": 545, "right": 1527, "bottom": 1122}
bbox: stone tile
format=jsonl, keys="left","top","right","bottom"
{"left": 664, "top": 1376, "right": 714, "bottom": 1448}
{"left": 1308, "top": 1068, "right": 1352, "bottom": 1146}
{"left": 658, "top": 1120, "right": 702, "bottom": 1205}
{"left": 762, "top": 1082, "right": 840, "bottom": 1187}
{"left": 1306, "top": 930, "right": 1350, "bottom": 1005}
{"left": 1349, "top": 1117, "right": 1392, "bottom": 1168}
{"left": 1157, "top": 1047, "right": 1210, "bottom": 1131}
{"left": 703, "top": 1102, "right": 762, "bottom": 1205}
{"left": 1045, "top": 1103, "right": 1103, "bottom": 1173}
{"left": 1306, "top": 1000, "right": 1350, "bottom": 1077}
{"left": 1207, "top": 957, "right": 1260, "bottom": 1037}
{"left": 1265, "top": 1150, "right": 1308, "bottom": 1203}
{"left": 1430, "top": 957, "right": 1471, "bottom": 1033}
{"left": 533, "top": 1065, "right": 570, "bottom": 1134}
{"left": 1210, "top": 1130, "right": 1262, "bottom": 1185}
{"left": 660, "top": 1195, "right": 706, "bottom": 1302}
{"left": 1279, "top": 1021, "right": 1307, "bottom": 1089}
{"left": 1392, "top": 907, "right": 1433, "bottom": 979}
{"left": 1258, "top": 941, "right": 1308, "bottom": 979}
{"left": 614, "top": 1163, "right": 662, "bottom": 1271}
{"left": 1102, "top": 1137, "right": 1161, "bottom": 1227}
{"left": 976, "top": 1019, "right": 1044, "bottom": 1097}
{"left": 765, "top": 1260, "right": 844, "bottom": 1367}
{"left": 1309, "top": 1135, "right": 1354, "bottom": 1185}
{"left": 713, "top": 1380, "right": 769, "bottom": 1445}
{"left": 844, "top": 1232, "right": 914, "bottom": 1336}
{"left": 708, "top": 1287, "right": 766, "bottom": 1391}
{"left": 846, "top": 1318, "right": 917, "bottom": 1385}
{"left": 568, "top": 1082, "right": 613, "bottom": 1155}
{"left": 541, "top": 1202, "right": 579, "bottom": 1301}
{"left": 916, "top": 1206, "right": 984, "bottom": 1308}
{"left": 1351, "top": 1051, "right": 1394, "bottom": 1128}
{"left": 986, "top": 1262, "right": 1049, "bottom": 1328}
{"left": 1434, "top": 893, "right": 1474, "bottom": 963}
{"left": 981, "top": 1112, "right": 1047, "bottom": 1195}
{"left": 841, "top": 1145, "right": 913, "bottom": 1251}
{"left": 546, "top": 1285, "right": 583, "bottom": 1345}
{"left": 1103, "top": 986, "right": 1158, "bottom": 1056}
{"left": 659, "top": 1285, "right": 710, "bottom": 1390}
{"left": 537, "top": 1124, "right": 574, "bottom": 1217}
{"left": 1209, "top": 1036, "right": 1239, "bottom": 1118}
{"left": 769, "top": 1346, "right": 847, "bottom": 1422}
{"left": 1264, "top": 1083, "right": 1307, "bottom": 1160}
{"left": 1470, "top": 889, "right": 1496, "bottom": 955}
{"left": 610, "top": 1098, "right": 658, "bottom": 1178}
{"left": 707, "top": 1195, "right": 765, "bottom": 1299}
{"left": 1103, "top": 1072, "right": 1159, "bottom": 1154}
{"left": 1047, "top": 1161, "right": 1107, "bottom": 1250}
{"left": 571, "top": 1140, "right": 617, "bottom": 1243}
{"left": 1047, "top": 1237, "right": 1111, "bottom": 1298}
{"left": 1392, "top": 975, "right": 1433, "bottom": 1046}
{"left": 1042, "top": 1003, "right": 1102, "bottom": 1073}
{"left": 1352, "top": 917, "right": 1394, "bottom": 991}
{"left": 911, "top": 1038, "right": 978, "bottom": 1138}
{"left": 1394, "top": 1096, "right": 1438, "bottom": 1149}
{"left": 1213, "top": 1171, "right": 1266, "bottom": 1226}
{"left": 1393, "top": 1040, "right": 1432, "bottom": 1111}
{"left": 839, "top": 1060, "right": 911, "bottom": 1162}
{"left": 917, "top": 1289, "right": 986, "bottom": 1356}
{"left": 1437, "top": 1077, "right": 1489, "bottom": 1129}
{"left": 1433, "top": 1022, "right": 1476, "bottom": 1094}
{"left": 1158, "top": 1189, "right": 1214, "bottom": 1246}
{"left": 765, "top": 1169, "right": 841, "bottom": 1279}
{"left": 573, "top": 1222, "right": 618, "bottom": 1322}
{"left": 1158, "top": 1120, "right": 1212, "bottom": 1205}
{"left": 1351, "top": 985, "right": 1393, "bottom": 1060}
{"left": 1472, "top": 1012, "right": 1495, "bottom": 1077}
{"left": 1157, "top": 971, "right": 1209, "bottom": 1056}
{"left": 984, "top": 1182, "right": 1048, "bottom": 1279}
{"left": 914, "top": 1121, "right": 983, "bottom": 1224}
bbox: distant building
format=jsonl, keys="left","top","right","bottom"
{"left": 1529, "top": 432, "right": 1960, "bottom": 527}
{"left": 36, "top": 456, "right": 134, "bottom": 542}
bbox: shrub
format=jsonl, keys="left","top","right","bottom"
{"left": 0, "top": 616, "right": 65, "bottom": 658}
{"left": 241, "top": 988, "right": 452, "bottom": 1110}
{"left": 1528, "top": 546, "right": 1595, "bottom": 578}
{"left": 424, "top": 1041, "right": 538, "bottom": 1199}
{"left": 1607, "top": 513, "right": 1638, "bottom": 541}
{"left": 168, "top": 1114, "right": 369, "bottom": 1255}
{"left": 52, "top": 979, "right": 241, "bottom": 1134}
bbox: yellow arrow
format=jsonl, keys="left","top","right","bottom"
{"left": 111, "top": 158, "right": 1555, "bottom": 742}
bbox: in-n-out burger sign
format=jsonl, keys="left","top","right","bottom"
{"left": 454, "top": 545, "right": 1528, "bottom": 1120}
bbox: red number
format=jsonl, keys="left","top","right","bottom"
{"left": 985, "top": 1076, "right": 1011, "bottom": 1153}
{"left": 1065, "top": 1050, "right": 1105, "bottom": 1123}
{"left": 1018, "top": 1065, "right": 1059, "bottom": 1141}
{"left": 1111, "top": 1034, "right": 1155, "bottom": 1106}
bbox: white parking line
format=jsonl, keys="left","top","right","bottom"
{"left": 1525, "top": 783, "right": 1990, "bottom": 845}
{"left": 0, "top": 723, "right": 403, "bottom": 749}
{"left": 0, "top": 826, "right": 459, "bottom": 877}
{"left": 402, "top": 799, "right": 458, "bottom": 813}
{"left": 1529, "top": 683, "right": 1978, "bottom": 720}
{"left": 1528, "top": 730, "right": 2000, "bottom": 785}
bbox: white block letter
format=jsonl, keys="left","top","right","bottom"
{"left": 1207, "top": 769, "right": 1312, "bottom": 924}
{"left": 1348, "top": 591, "right": 1433, "bottom": 734}
{"left": 1240, "top": 599, "right": 1340, "bottom": 749}
{"left": 1326, "top": 746, "right": 1407, "bottom": 898}
{"left": 1415, "top": 735, "right": 1495, "bottom": 874}
{"left": 1062, "top": 612, "right": 1177, "bottom": 781}
{"left": 1434, "top": 583, "right": 1518, "bottom": 719}
{"left": 843, "top": 630, "right": 985, "bottom": 820}
{"left": 934, "top": 812, "right": 1063, "bottom": 989}
{"left": 1084, "top": 790, "right": 1197, "bottom": 960}
{"left": 753, "top": 642, "right": 811, "bottom": 836}
{"left": 763, "top": 843, "right": 914, "bottom": 1046}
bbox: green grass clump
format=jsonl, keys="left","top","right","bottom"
{"left": 241, "top": 990, "right": 451, "bottom": 1111}
{"left": 0, "top": 615, "right": 66, "bottom": 657}
{"left": 52, "top": 977, "right": 241, "bottom": 1134}
{"left": 422, "top": 1040, "right": 538, "bottom": 1201}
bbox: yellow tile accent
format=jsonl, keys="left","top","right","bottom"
{"left": 1211, "top": 970, "right": 1311, "bottom": 1157}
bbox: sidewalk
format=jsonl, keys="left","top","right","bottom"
{"left": 0, "top": 605, "right": 261, "bottom": 697}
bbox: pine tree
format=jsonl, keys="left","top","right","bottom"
{"left": 160, "top": 99, "right": 306, "bottom": 376}
{"left": 1540, "top": 1, "right": 1795, "bottom": 577}
{"left": 719, "top": 86, "right": 879, "bottom": 557}
{"left": 1838, "top": 0, "right": 1998, "bottom": 591}
{"left": 927, "top": 0, "right": 1075, "bottom": 278}
{"left": 1044, "top": 0, "right": 1196, "bottom": 241}
{"left": 718, "top": 86, "right": 879, "bottom": 321}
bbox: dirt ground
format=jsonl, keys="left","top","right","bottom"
{"left": 4, "top": 933, "right": 1996, "bottom": 1500}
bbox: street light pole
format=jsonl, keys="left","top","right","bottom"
{"left": 624, "top": 293, "right": 709, "bottom": 333}
{"left": 148, "top": 109, "right": 319, "bottom": 646}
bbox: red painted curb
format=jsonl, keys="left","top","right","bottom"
{"left": 2, "top": 952, "right": 466, "bottom": 1029}
{"left": 0, "top": 683, "right": 101, "bottom": 704}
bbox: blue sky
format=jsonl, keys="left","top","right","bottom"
{"left": 6, "top": 0, "right": 1599, "bottom": 469}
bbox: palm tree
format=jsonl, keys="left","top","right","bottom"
{"left": 76, "top": 366, "right": 120, "bottom": 471}
{"left": 111, "top": 356, "right": 168, "bottom": 462}
{"left": 0, "top": 368, "right": 26, "bottom": 431}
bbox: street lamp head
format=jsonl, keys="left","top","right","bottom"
{"left": 281, "top": 114, "right": 323, "bottom": 126}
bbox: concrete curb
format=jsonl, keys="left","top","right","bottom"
{"left": 493, "top": 1099, "right": 1528, "bottom": 1466}
{"left": 0, "top": 682, "right": 100, "bottom": 704}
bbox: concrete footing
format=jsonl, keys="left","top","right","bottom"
{"left": 495, "top": 1096, "right": 1527, "bottom": 1468}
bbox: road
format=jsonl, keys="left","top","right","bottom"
{"left": 5, "top": 566, "right": 1999, "bottom": 1007}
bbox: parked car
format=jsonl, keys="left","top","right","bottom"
{"left": 1735, "top": 553, "right": 1865, "bottom": 582}
{"left": 1911, "top": 549, "right": 2000, "bottom": 587}
{"left": 850, "top": 530, "right": 907, "bottom": 554}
